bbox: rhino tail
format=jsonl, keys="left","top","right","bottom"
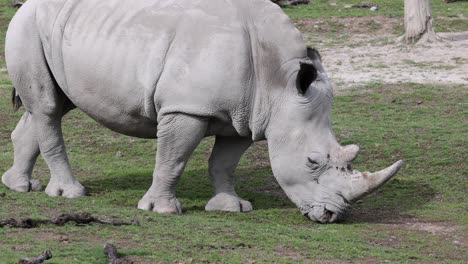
{"left": 12, "top": 87, "right": 23, "bottom": 112}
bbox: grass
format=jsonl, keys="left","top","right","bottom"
{"left": 286, "top": 0, "right": 468, "bottom": 38}
{"left": 283, "top": 0, "right": 468, "bottom": 19}
{"left": 0, "top": 0, "right": 467, "bottom": 263}
{"left": 1, "top": 80, "right": 466, "bottom": 263}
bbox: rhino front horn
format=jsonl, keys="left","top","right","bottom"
{"left": 349, "top": 160, "right": 404, "bottom": 201}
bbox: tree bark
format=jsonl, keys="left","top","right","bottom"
{"left": 403, "top": 0, "right": 442, "bottom": 43}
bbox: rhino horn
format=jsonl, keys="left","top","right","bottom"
{"left": 349, "top": 160, "right": 403, "bottom": 201}
{"left": 340, "top": 144, "right": 360, "bottom": 162}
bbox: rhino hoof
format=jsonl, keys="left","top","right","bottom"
{"left": 205, "top": 193, "right": 253, "bottom": 212}
{"left": 137, "top": 196, "right": 182, "bottom": 214}
{"left": 1, "top": 169, "right": 42, "bottom": 192}
{"left": 45, "top": 181, "right": 86, "bottom": 198}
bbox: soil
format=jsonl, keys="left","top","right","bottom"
{"left": 296, "top": 16, "right": 468, "bottom": 91}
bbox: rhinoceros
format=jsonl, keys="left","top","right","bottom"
{"left": 2, "top": 0, "right": 402, "bottom": 223}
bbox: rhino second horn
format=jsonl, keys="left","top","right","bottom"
{"left": 350, "top": 160, "right": 403, "bottom": 201}
{"left": 340, "top": 144, "right": 360, "bottom": 162}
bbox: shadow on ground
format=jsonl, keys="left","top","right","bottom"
{"left": 345, "top": 178, "right": 436, "bottom": 224}
{"left": 84, "top": 165, "right": 436, "bottom": 223}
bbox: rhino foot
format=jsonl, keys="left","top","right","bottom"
{"left": 205, "top": 193, "right": 253, "bottom": 212}
{"left": 1, "top": 169, "right": 42, "bottom": 192}
{"left": 137, "top": 195, "right": 182, "bottom": 214}
{"left": 45, "top": 180, "right": 86, "bottom": 198}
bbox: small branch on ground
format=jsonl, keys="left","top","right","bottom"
{"left": 19, "top": 250, "right": 52, "bottom": 264}
{"left": 271, "top": 0, "right": 309, "bottom": 8}
{"left": 104, "top": 243, "right": 133, "bottom": 264}
{"left": 0, "top": 218, "right": 49, "bottom": 228}
{"left": 352, "top": 2, "right": 379, "bottom": 9}
{"left": 11, "top": 0, "right": 24, "bottom": 8}
{"left": 0, "top": 213, "right": 138, "bottom": 228}
{"left": 50, "top": 213, "right": 138, "bottom": 226}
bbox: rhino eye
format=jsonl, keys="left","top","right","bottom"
{"left": 307, "top": 157, "right": 320, "bottom": 171}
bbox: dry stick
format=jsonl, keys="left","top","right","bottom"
{"left": 0, "top": 213, "right": 138, "bottom": 228}
{"left": 0, "top": 218, "right": 49, "bottom": 228}
{"left": 18, "top": 249, "right": 52, "bottom": 264}
{"left": 352, "top": 2, "right": 378, "bottom": 8}
{"left": 11, "top": 0, "right": 24, "bottom": 8}
{"left": 104, "top": 243, "right": 133, "bottom": 264}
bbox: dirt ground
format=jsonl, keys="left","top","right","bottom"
{"left": 297, "top": 16, "right": 468, "bottom": 91}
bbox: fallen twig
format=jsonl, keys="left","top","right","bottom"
{"left": 19, "top": 249, "right": 52, "bottom": 264}
{"left": 104, "top": 243, "right": 133, "bottom": 264}
{"left": 271, "top": 0, "right": 309, "bottom": 8}
{"left": 11, "top": 0, "right": 24, "bottom": 8}
{"left": 0, "top": 218, "right": 49, "bottom": 228}
{"left": 352, "top": 2, "right": 379, "bottom": 8}
{"left": 0, "top": 213, "right": 138, "bottom": 228}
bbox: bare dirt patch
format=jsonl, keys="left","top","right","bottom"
{"left": 362, "top": 215, "right": 466, "bottom": 258}
{"left": 296, "top": 15, "right": 401, "bottom": 36}
{"left": 274, "top": 245, "right": 303, "bottom": 261}
{"left": 31, "top": 232, "right": 70, "bottom": 244}
{"left": 296, "top": 16, "right": 468, "bottom": 90}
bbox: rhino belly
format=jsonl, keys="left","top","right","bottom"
{"left": 60, "top": 40, "right": 162, "bottom": 138}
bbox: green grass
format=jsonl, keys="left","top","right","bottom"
{"left": 1, "top": 80, "right": 466, "bottom": 263}
{"left": 0, "top": 0, "right": 467, "bottom": 263}
{"left": 283, "top": 0, "right": 468, "bottom": 19}
{"left": 285, "top": 1, "right": 468, "bottom": 36}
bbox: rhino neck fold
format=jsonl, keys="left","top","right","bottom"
{"left": 237, "top": 0, "right": 307, "bottom": 141}
{"left": 248, "top": 61, "right": 303, "bottom": 141}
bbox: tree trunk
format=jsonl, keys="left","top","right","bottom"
{"left": 403, "top": 0, "right": 442, "bottom": 43}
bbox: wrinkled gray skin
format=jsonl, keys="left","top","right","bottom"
{"left": 3, "top": 0, "right": 403, "bottom": 223}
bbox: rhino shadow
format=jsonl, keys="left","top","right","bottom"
{"left": 180, "top": 167, "right": 297, "bottom": 210}
{"left": 83, "top": 167, "right": 435, "bottom": 222}
{"left": 344, "top": 178, "right": 436, "bottom": 224}
{"left": 83, "top": 165, "right": 295, "bottom": 210}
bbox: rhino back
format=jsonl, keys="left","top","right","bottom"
{"left": 35, "top": 0, "right": 306, "bottom": 138}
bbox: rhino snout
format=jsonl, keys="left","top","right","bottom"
{"left": 300, "top": 203, "right": 349, "bottom": 224}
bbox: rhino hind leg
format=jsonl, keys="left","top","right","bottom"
{"left": 205, "top": 137, "right": 253, "bottom": 212}
{"left": 5, "top": 3, "right": 84, "bottom": 198}
{"left": 2, "top": 101, "right": 76, "bottom": 193}
{"left": 30, "top": 95, "right": 85, "bottom": 198}
{"left": 2, "top": 112, "right": 41, "bottom": 192}
{"left": 138, "top": 114, "right": 208, "bottom": 213}
{"left": 3, "top": 89, "right": 84, "bottom": 198}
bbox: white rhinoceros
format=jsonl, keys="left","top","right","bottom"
{"left": 2, "top": 0, "right": 402, "bottom": 223}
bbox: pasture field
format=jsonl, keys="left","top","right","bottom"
{"left": 0, "top": 0, "right": 467, "bottom": 263}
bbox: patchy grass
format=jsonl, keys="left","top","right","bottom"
{"left": 284, "top": 0, "right": 468, "bottom": 20}
{"left": 1, "top": 77, "right": 466, "bottom": 263}
{"left": 288, "top": 1, "right": 468, "bottom": 42}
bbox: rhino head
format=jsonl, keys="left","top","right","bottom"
{"left": 264, "top": 48, "right": 403, "bottom": 223}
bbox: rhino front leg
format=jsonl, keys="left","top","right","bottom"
{"left": 205, "top": 136, "right": 253, "bottom": 212}
{"left": 138, "top": 114, "right": 208, "bottom": 214}
{"left": 2, "top": 112, "right": 41, "bottom": 192}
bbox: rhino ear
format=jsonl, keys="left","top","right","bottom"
{"left": 296, "top": 62, "right": 318, "bottom": 95}
{"left": 306, "top": 47, "right": 322, "bottom": 62}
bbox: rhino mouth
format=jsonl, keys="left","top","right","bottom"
{"left": 299, "top": 201, "right": 350, "bottom": 223}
